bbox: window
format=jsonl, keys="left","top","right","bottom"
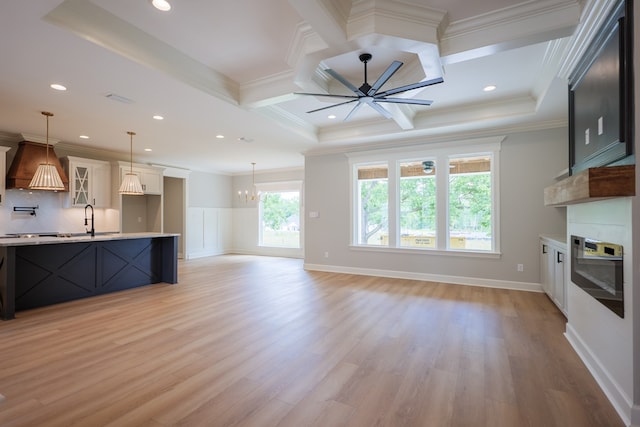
{"left": 350, "top": 140, "right": 500, "bottom": 253}
{"left": 258, "top": 185, "right": 301, "bottom": 248}
{"left": 356, "top": 163, "right": 388, "bottom": 245}
{"left": 399, "top": 160, "right": 436, "bottom": 248}
{"left": 448, "top": 155, "right": 492, "bottom": 250}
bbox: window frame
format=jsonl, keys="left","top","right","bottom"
{"left": 348, "top": 138, "right": 502, "bottom": 256}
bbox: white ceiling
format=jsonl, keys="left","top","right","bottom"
{"left": 0, "top": 0, "right": 585, "bottom": 174}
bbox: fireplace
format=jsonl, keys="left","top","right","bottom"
{"left": 571, "top": 235, "right": 624, "bottom": 317}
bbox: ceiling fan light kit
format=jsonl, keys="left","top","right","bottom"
{"left": 297, "top": 53, "right": 443, "bottom": 121}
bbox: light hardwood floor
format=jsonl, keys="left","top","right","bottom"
{"left": 0, "top": 255, "right": 624, "bottom": 426}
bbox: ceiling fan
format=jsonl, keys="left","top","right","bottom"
{"left": 296, "top": 53, "right": 444, "bottom": 121}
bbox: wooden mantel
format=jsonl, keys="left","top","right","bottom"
{"left": 544, "top": 164, "right": 635, "bottom": 206}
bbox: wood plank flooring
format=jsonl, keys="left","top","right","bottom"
{"left": 0, "top": 255, "right": 624, "bottom": 426}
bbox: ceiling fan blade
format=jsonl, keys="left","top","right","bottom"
{"left": 375, "top": 98, "right": 433, "bottom": 106}
{"left": 306, "top": 99, "right": 357, "bottom": 114}
{"left": 343, "top": 102, "right": 364, "bottom": 121}
{"left": 367, "top": 60, "right": 403, "bottom": 96}
{"left": 325, "top": 68, "right": 366, "bottom": 96}
{"left": 362, "top": 99, "right": 392, "bottom": 119}
{"left": 375, "top": 76, "right": 444, "bottom": 97}
{"left": 296, "top": 92, "right": 358, "bottom": 99}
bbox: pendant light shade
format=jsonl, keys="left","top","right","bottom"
{"left": 29, "top": 112, "right": 65, "bottom": 191}
{"left": 118, "top": 131, "right": 144, "bottom": 195}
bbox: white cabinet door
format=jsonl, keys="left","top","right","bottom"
{"left": 140, "top": 170, "right": 162, "bottom": 194}
{"left": 92, "top": 162, "right": 111, "bottom": 207}
{"left": 539, "top": 237, "right": 567, "bottom": 316}
{"left": 120, "top": 166, "right": 162, "bottom": 195}
{"left": 553, "top": 249, "right": 566, "bottom": 313}
{"left": 65, "top": 157, "right": 112, "bottom": 208}
{"left": 540, "top": 241, "right": 553, "bottom": 296}
{"left": 71, "top": 163, "right": 91, "bottom": 206}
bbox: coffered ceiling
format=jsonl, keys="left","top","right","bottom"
{"left": 0, "top": 0, "right": 590, "bottom": 173}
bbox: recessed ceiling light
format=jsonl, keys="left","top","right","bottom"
{"left": 144, "top": 148, "right": 152, "bottom": 152}
{"left": 151, "top": 0, "right": 171, "bottom": 11}
{"left": 483, "top": 85, "right": 497, "bottom": 92}
{"left": 216, "top": 135, "right": 225, "bottom": 139}
{"left": 237, "top": 137, "right": 254, "bottom": 143}
{"left": 328, "top": 114, "right": 336, "bottom": 119}
{"left": 50, "top": 83, "right": 67, "bottom": 91}
{"left": 79, "top": 135, "right": 90, "bottom": 139}
{"left": 153, "top": 115, "right": 164, "bottom": 120}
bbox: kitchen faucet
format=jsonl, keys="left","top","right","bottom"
{"left": 84, "top": 204, "right": 95, "bottom": 237}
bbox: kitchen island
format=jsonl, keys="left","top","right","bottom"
{"left": 0, "top": 232, "right": 178, "bottom": 320}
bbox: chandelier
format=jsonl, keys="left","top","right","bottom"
{"left": 238, "top": 162, "right": 260, "bottom": 202}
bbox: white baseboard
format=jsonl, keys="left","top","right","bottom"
{"left": 565, "top": 323, "right": 632, "bottom": 427}
{"left": 303, "top": 263, "right": 542, "bottom": 292}
{"left": 185, "top": 249, "right": 225, "bottom": 260}
{"left": 230, "top": 248, "right": 304, "bottom": 259}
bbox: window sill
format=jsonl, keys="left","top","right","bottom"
{"left": 349, "top": 245, "right": 501, "bottom": 259}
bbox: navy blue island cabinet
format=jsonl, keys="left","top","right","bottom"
{"left": 0, "top": 233, "right": 178, "bottom": 320}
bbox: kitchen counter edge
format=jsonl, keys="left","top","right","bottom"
{"left": 0, "top": 232, "right": 180, "bottom": 247}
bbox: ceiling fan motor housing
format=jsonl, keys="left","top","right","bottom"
{"left": 359, "top": 53, "right": 372, "bottom": 63}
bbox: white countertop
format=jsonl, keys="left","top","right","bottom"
{"left": 0, "top": 232, "right": 179, "bottom": 247}
{"left": 539, "top": 234, "right": 568, "bottom": 248}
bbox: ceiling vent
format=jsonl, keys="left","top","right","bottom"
{"left": 105, "top": 93, "right": 135, "bottom": 104}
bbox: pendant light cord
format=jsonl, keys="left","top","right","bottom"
{"left": 127, "top": 131, "right": 136, "bottom": 173}
{"left": 42, "top": 111, "right": 53, "bottom": 165}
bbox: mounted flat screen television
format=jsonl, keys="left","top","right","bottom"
{"left": 568, "top": 0, "right": 634, "bottom": 175}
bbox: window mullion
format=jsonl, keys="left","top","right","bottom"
{"left": 436, "top": 154, "right": 449, "bottom": 250}
{"left": 388, "top": 161, "right": 398, "bottom": 248}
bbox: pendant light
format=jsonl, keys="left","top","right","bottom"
{"left": 29, "top": 111, "right": 65, "bottom": 191}
{"left": 118, "top": 131, "right": 144, "bottom": 195}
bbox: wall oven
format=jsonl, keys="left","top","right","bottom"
{"left": 571, "top": 235, "right": 624, "bottom": 318}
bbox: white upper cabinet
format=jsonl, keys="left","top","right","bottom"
{"left": 62, "top": 156, "right": 112, "bottom": 208}
{"left": 118, "top": 162, "right": 163, "bottom": 195}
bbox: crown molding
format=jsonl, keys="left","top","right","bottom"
{"left": 348, "top": 0, "right": 445, "bottom": 43}
{"left": 285, "top": 23, "right": 329, "bottom": 69}
{"left": 440, "top": 0, "right": 581, "bottom": 63}
{"left": 316, "top": 94, "right": 538, "bottom": 144}
{"left": 557, "top": 0, "right": 619, "bottom": 79}
{"left": 19, "top": 133, "right": 61, "bottom": 145}
{"left": 257, "top": 105, "right": 319, "bottom": 143}
{"left": 305, "top": 118, "right": 567, "bottom": 157}
{"left": 0, "top": 131, "right": 21, "bottom": 145}
{"left": 240, "top": 70, "right": 300, "bottom": 108}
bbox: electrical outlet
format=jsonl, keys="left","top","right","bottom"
{"left": 324, "top": 251, "right": 329, "bottom": 258}
{"left": 517, "top": 264, "right": 524, "bottom": 272}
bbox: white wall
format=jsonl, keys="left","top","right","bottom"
{"left": 0, "top": 189, "right": 119, "bottom": 235}
{"left": 304, "top": 127, "right": 568, "bottom": 289}
{"left": 189, "top": 171, "right": 232, "bottom": 208}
